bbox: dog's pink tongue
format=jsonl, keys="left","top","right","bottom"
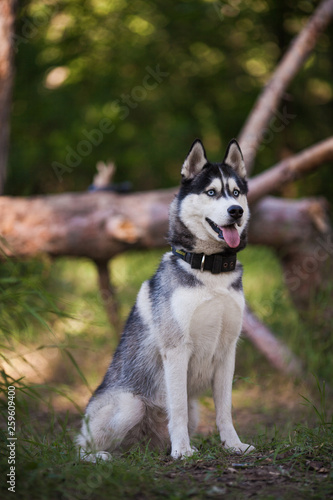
{"left": 221, "top": 226, "right": 240, "bottom": 248}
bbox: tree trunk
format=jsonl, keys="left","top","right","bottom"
{"left": 0, "top": 0, "right": 15, "bottom": 194}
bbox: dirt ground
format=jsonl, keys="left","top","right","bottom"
{"left": 158, "top": 452, "right": 331, "bottom": 499}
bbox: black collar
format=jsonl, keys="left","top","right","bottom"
{"left": 171, "top": 247, "right": 237, "bottom": 274}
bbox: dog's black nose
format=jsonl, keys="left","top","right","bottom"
{"left": 228, "top": 205, "right": 243, "bottom": 220}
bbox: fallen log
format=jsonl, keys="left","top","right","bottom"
{"left": 1, "top": 134, "right": 331, "bottom": 261}
{"left": 0, "top": 188, "right": 174, "bottom": 259}
{"left": 248, "top": 196, "right": 330, "bottom": 248}
{"left": 0, "top": 190, "right": 329, "bottom": 259}
{"left": 1, "top": 190, "right": 331, "bottom": 312}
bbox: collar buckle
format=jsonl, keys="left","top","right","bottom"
{"left": 200, "top": 254, "right": 206, "bottom": 272}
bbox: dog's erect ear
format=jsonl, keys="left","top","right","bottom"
{"left": 181, "top": 139, "right": 207, "bottom": 179}
{"left": 223, "top": 139, "right": 247, "bottom": 179}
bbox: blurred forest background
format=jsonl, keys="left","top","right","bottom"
{"left": 1, "top": 0, "right": 332, "bottom": 396}
{"left": 0, "top": 2, "right": 333, "bottom": 497}
{"left": 7, "top": 0, "right": 333, "bottom": 198}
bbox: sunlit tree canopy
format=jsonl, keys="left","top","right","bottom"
{"left": 8, "top": 0, "right": 333, "bottom": 196}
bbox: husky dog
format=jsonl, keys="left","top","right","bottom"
{"left": 77, "top": 139, "right": 254, "bottom": 461}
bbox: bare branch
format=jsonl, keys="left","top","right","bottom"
{"left": 242, "top": 306, "right": 303, "bottom": 376}
{"left": 238, "top": 0, "right": 333, "bottom": 174}
{"left": 92, "top": 161, "right": 116, "bottom": 188}
{"left": 248, "top": 137, "right": 333, "bottom": 204}
{"left": 94, "top": 259, "right": 121, "bottom": 337}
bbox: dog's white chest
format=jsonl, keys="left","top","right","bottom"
{"left": 171, "top": 281, "right": 243, "bottom": 344}
{"left": 170, "top": 284, "right": 244, "bottom": 394}
{"left": 189, "top": 295, "right": 223, "bottom": 351}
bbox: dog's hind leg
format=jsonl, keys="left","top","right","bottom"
{"left": 77, "top": 392, "right": 145, "bottom": 462}
{"left": 188, "top": 398, "right": 199, "bottom": 437}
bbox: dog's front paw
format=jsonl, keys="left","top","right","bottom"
{"left": 79, "top": 450, "right": 112, "bottom": 463}
{"left": 225, "top": 442, "right": 255, "bottom": 455}
{"left": 171, "top": 445, "right": 197, "bottom": 460}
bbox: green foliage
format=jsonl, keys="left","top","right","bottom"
{"left": 0, "top": 249, "right": 63, "bottom": 341}
{"left": 7, "top": 0, "right": 333, "bottom": 197}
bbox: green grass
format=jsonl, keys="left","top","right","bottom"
{"left": 0, "top": 246, "right": 332, "bottom": 499}
{"left": 0, "top": 374, "right": 332, "bottom": 499}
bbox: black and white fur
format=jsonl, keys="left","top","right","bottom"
{"left": 77, "top": 139, "right": 254, "bottom": 461}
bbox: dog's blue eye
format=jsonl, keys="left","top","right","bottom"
{"left": 207, "top": 189, "right": 216, "bottom": 197}
{"left": 233, "top": 189, "right": 240, "bottom": 197}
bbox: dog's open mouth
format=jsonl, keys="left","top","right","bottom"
{"left": 206, "top": 218, "right": 240, "bottom": 248}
